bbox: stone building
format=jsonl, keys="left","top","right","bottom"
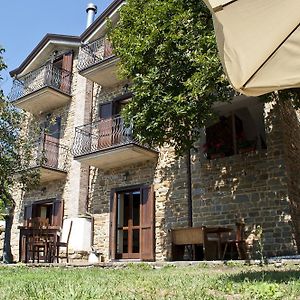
{"left": 8, "top": 0, "right": 300, "bottom": 262}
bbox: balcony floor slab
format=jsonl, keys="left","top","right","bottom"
{"left": 79, "top": 56, "right": 122, "bottom": 87}
{"left": 75, "top": 143, "right": 158, "bottom": 170}
{"left": 12, "top": 86, "right": 71, "bottom": 115}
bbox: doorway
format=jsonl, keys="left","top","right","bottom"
{"left": 116, "top": 190, "right": 141, "bottom": 259}
{"left": 110, "top": 185, "right": 155, "bottom": 261}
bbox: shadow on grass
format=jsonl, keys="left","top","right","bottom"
{"left": 224, "top": 269, "right": 300, "bottom": 284}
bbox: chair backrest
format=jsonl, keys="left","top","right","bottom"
{"left": 66, "top": 221, "right": 73, "bottom": 244}
{"left": 60, "top": 220, "right": 73, "bottom": 244}
{"left": 235, "top": 222, "right": 245, "bottom": 241}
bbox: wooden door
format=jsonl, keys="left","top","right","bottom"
{"left": 43, "top": 117, "right": 61, "bottom": 168}
{"left": 98, "top": 102, "right": 113, "bottom": 149}
{"left": 104, "top": 39, "right": 113, "bottom": 58}
{"left": 60, "top": 51, "right": 73, "bottom": 93}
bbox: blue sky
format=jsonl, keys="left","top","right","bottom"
{"left": 0, "top": 0, "right": 113, "bottom": 96}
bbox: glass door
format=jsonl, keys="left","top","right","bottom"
{"left": 116, "top": 190, "right": 140, "bottom": 259}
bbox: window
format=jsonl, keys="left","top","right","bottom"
{"left": 204, "top": 100, "right": 266, "bottom": 159}
{"left": 98, "top": 92, "right": 133, "bottom": 120}
{"left": 24, "top": 199, "right": 63, "bottom": 227}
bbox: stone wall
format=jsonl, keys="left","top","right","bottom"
{"left": 190, "top": 101, "right": 298, "bottom": 258}
{"left": 278, "top": 100, "right": 300, "bottom": 253}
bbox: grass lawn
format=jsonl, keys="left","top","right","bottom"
{"left": 0, "top": 263, "right": 300, "bottom": 299}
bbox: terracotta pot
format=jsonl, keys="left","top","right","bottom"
{"left": 210, "top": 153, "right": 225, "bottom": 159}
{"left": 238, "top": 147, "right": 255, "bottom": 154}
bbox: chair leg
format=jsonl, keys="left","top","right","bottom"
{"left": 235, "top": 242, "right": 242, "bottom": 259}
{"left": 222, "top": 243, "right": 228, "bottom": 260}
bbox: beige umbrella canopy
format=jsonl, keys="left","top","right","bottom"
{"left": 203, "top": 0, "right": 300, "bottom": 96}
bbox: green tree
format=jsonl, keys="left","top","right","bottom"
{"left": 0, "top": 47, "right": 39, "bottom": 263}
{"left": 110, "top": 0, "right": 231, "bottom": 155}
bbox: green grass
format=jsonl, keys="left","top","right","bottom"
{"left": 0, "top": 264, "right": 299, "bottom": 299}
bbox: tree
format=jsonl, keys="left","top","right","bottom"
{"left": 110, "top": 0, "right": 232, "bottom": 156}
{"left": 0, "top": 47, "right": 39, "bottom": 263}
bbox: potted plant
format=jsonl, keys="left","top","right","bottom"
{"left": 203, "top": 140, "right": 228, "bottom": 159}
{"left": 238, "top": 139, "right": 256, "bottom": 154}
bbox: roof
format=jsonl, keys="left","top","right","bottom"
{"left": 80, "top": 0, "right": 125, "bottom": 41}
{"left": 10, "top": 34, "right": 80, "bottom": 77}
{"left": 10, "top": 0, "right": 125, "bottom": 77}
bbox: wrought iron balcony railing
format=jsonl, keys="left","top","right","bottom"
{"left": 30, "top": 136, "right": 69, "bottom": 172}
{"left": 77, "top": 37, "right": 114, "bottom": 72}
{"left": 9, "top": 64, "right": 72, "bottom": 102}
{"left": 73, "top": 116, "right": 137, "bottom": 157}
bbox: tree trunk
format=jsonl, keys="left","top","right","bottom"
{"left": 3, "top": 210, "right": 14, "bottom": 264}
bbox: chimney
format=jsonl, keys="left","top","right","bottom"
{"left": 86, "top": 3, "right": 97, "bottom": 28}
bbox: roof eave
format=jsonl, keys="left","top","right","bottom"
{"left": 10, "top": 34, "right": 80, "bottom": 77}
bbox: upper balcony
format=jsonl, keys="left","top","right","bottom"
{"left": 77, "top": 37, "right": 120, "bottom": 87}
{"left": 9, "top": 64, "right": 72, "bottom": 115}
{"left": 29, "top": 136, "right": 69, "bottom": 183}
{"left": 73, "top": 116, "right": 158, "bottom": 170}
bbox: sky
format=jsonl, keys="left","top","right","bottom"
{"left": 0, "top": 0, "right": 113, "bottom": 96}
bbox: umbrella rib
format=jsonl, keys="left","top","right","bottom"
{"left": 213, "top": 0, "right": 237, "bottom": 12}
{"left": 223, "top": 0, "right": 237, "bottom": 9}
{"left": 243, "top": 22, "right": 300, "bottom": 89}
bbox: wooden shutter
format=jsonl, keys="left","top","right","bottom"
{"left": 23, "top": 205, "right": 32, "bottom": 225}
{"left": 109, "top": 190, "right": 117, "bottom": 260}
{"left": 43, "top": 117, "right": 61, "bottom": 168}
{"left": 104, "top": 39, "right": 113, "bottom": 58}
{"left": 61, "top": 51, "right": 73, "bottom": 93}
{"left": 98, "top": 102, "right": 113, "bottom": 148}
{"left": 140, "top": 185, "right": 155, "bottom": 261}
{"left": 52, "top": 199, "right": 64, "bottom": 227}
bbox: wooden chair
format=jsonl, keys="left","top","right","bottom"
{"left": 28, "top": 218, "right": 49, "bottom": 263}
{"left": 222, "top": 222, "right": 247, "bottom": 260}
{"left": 56, "top": 221, "right": 73, "bottom": 263}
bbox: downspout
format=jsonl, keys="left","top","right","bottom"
{"left": 85, "top": 80, "right": 95, "bottom": 247}
{"left": 187, "top": 149, "right": 193, "bottom": 227}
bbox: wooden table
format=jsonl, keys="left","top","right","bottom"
{"left": 205, "top": 227, "right": 233, "bottom": 259}
{"left": 171, "top": 226, "right": 233, "bottom": 260}
{"left": 18, "top": 226, "right": 60, "bottom": 263}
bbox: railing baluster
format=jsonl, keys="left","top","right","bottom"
{"left": 9, "top": 64, "right": 72, "bottom": 102}
{"left": 73, "top": 116, "right": 139, "bottom": 157}
{"left": 77, "top": 37, "right": 114, "bottom": 72}
{"left": 29, "top": 136, "right": 69, "bottom": 172}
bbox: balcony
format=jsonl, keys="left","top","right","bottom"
{"left": 77, "top": 37, "right": 120, "bottom": 87}
{"left": 9, "top": 64, "right": 72, "bottom": 114}
{"left": 29, "top": 136, "right": 69, "bottom": 183}
{"left": 73, "top": 116, "right": 158, "bottom": 170}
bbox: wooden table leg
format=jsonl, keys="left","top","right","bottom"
{"left": 217, "top": 233, "right": 222, "bottom": 260}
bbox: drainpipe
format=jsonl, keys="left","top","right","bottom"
{"left": 187, "top": 149, "right": 193, "bottom": 227}
{"left": 86, "top": 3, "right": 98, "bottom": 28}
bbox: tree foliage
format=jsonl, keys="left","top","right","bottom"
{"left": 0, "top": 47, "right": 39, "bottom": 262}
{"left": 110, "top": 0, "right": 231, "bottom": 155}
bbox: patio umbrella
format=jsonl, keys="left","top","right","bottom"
{"left": 203, "top": 0, "right": 300, "bottom": 96}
